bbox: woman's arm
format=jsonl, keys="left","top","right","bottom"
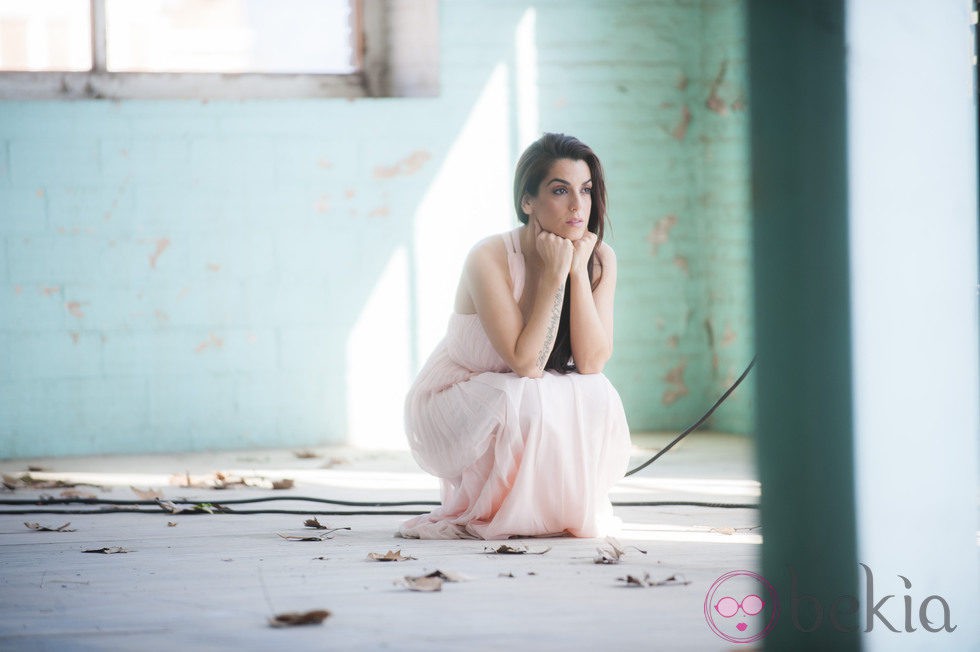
{"left": 569, "top": 239, "right": 616, "bottom": 374}
{"left": 463, "top": 230, "right": 572, "bottom": 379}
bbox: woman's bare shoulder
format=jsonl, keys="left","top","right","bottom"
{"left": 591, "top": 240, "right": 616, "bottom": 284}
{"left": 456, "top": 231, "right": 514, "bottom": 313}
{"left": 466, "top": 232, "right": 511, "bottom": 271}
{"left": 596, "top": 240, "right": 617, "bottom": 265}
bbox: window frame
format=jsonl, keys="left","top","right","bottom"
{"left": 0, "top": 0, "right": 437, "bottom": 99}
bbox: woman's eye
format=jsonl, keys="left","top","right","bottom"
{"left": 552, "top": 187, "right": 567, "bottom": 195}
{"left": 582, "top": 187, "right": 592, "bottom": 194}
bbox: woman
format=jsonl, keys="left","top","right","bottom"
{"left": 399, "top": 133, "right": 632, "bottom": 540}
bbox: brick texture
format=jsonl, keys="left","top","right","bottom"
{"left": 0, "top": 0, "right": 753, "bottom": 457}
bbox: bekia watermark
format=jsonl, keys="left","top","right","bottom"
{"left": 704, "top": 570, "right": 779, "bottom": 644}
{"left": 704, "top": 564, "right": 956, "bottom": 643}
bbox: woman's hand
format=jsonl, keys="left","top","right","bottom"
{"left": 534, "top": 218, "right": 573, "bottom": 280}
{"left": 570, "top": 231, "right": 598, "bottom": 277}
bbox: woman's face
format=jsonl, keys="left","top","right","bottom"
{"left": 522, "top": 158, "right": 592, "bottom": 241}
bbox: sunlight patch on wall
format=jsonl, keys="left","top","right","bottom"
{"left": 346, "top": 245, "right": 412, "bottom": 449}
{"left": 412, "top": 62, "right": 514, "bottom": 363}
{"left": 515, "top": 7, "right": 538, "bottom": 150}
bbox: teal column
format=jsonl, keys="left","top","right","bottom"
{"left": 747, "top": 2, "right": 859, "bottom": 650}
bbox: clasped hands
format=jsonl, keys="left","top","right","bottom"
{"left": 533, "top": 218, "right": 597, "bottom": 280}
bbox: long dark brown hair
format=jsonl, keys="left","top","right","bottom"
{"left": 513, "top": 133, "right": 608, "bottom": 373}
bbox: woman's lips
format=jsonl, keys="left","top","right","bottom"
{"left": 566, "top": 219, "right": 584, "bottom": 226}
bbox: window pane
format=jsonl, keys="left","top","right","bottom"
{"left": 0, "top": 0, "right": 91, "bottom": 71}
{"left": 106, "top": 0, "right": 356, "bottom": 74}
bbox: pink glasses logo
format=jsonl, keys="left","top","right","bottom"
{"left": 704, "top": 570, "right": 780, "bottom": 643}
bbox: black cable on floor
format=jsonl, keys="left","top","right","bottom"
{"left": 0, "top": 496, "right": 440, "bottom": 507}
{"left": 624, "top": 356, "right": 756, "bottom": 477}
{"left": 1, "top": 358, "right": 758, "bottom": 517}
{"left": 1, "top": 508, "right": 430, "bottom": 516}
{"left": 0, "top": 499, "right": 758, "bottom": 516}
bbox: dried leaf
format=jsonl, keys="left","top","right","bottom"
{"left": 617, "top": 572, "right": 692, "bottom": 588}
{"left": 594, "top": 537, "right": 647, "bottom": 564}
{"left": 268, "top": 609, "right": 331, "bottom": 628}
{"left": 304, "top": 517, "right": 328, "bottom": 529}
{"left": 278, "top": 533, "right": 327, "bottom": 542}
{"left": 648, "top": 573, "right": 692, "bottom": 587}
{"left": 24, "top": 521, "right": 75, "bottom": 532}
{"left": 483, "top": 544, "right": 551, "bottom": 555}
{"left": 167, "top": 522, "right": 178, "bottom": 527}
{"left": 400, "top": 576, "right": 443, "bottom": 592}
{"left": 499, "top": 572, "right": 515, "bottom": 578}
{"left": 618, "top": 574, "right": 649, "bottom": 587}
{"left": 171, "top": 471, "right": 297, "bottom": 490}
{"left": 59, "top": 489, "right": 97, "bottom": 500}
{"left": 131, "top": 486, "right": 163, "bottom": 500}
{"left": 155, "top": 499, "right": 229, "bottom": 514}
{"left": 211, "top": 471, "right": 243, "bottom": 490}
{"left": 711, "top": 527, "right": 736, "bottom": 536}
{"left": 156, "top": 500, "right": 184, "bottom": 514}
{"left": 594, "top": 543, "right": 623, "bottom": 565}
{"left": 4, "top": 473, "right": 93, "bottom": 490}
{"left": 319, "top": 457, "right": 348, "bottom": 469}
{"left": 83, "top": 547, "right": 131, "bottom": 554}
{"left": 293, "top": 450, "right": 320, "bottom": 459}
{"left": 279, "top": 527, "right": 349, "bottom": 541}
{"left": 193, "top": 503, "right": 223, "bottom": 514}
{"left": 367, "top": 550, "right": 416, "bottom": 562}
{"left": 27, "top": 465, "right": 50, "bottom": 472}
{"left": 420, "top": 569, "right": 471, "bottom": 582}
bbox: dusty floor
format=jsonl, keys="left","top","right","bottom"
{"left": 0, "top": 432, "right": 761, "bottom": 651}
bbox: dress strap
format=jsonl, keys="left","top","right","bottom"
{"left": 508, "top": 227, "right": 522, "bottom": 254}
{"left": 503, "top": 228, "right": 525, "bottom": 304}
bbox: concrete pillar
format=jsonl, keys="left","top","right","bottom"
{"left": 748, "top": 1, "right": 860, "bottom": 649}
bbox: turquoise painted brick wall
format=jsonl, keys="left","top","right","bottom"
{"left": 0, "top": 0, "right": 753, "bottom": 457}
{"left": 568, "top": 0, "right": 754, "bottom": 433}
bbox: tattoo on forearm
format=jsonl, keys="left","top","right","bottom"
{"left": 535, "top": 284, "right": 565, "bottom": 370}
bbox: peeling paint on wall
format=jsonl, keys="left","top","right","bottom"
{"left": 672, "top": 105, "right": 692, "bottom": 141}
{"left": 148, "top": 238, "right": 171, "bottom": 269}
{"left": 195, "top": 333, "right": 223, "bottom": 353}
{"left": 373, "top": 150, "right": 431, "bottom": 178}
{"left": 314, "top": 194, "right": 331, "bottom": 214}
{"left": 706, "top": 59, "right": 729, "bottom": 115}
{"left": 647, "top": 214, "right": 678, "bottom": 255}
{"left": 663, "top": 360, "right": 689, "bottom": 405}
{"left": 721, "top": 325, "right": 737, "bottom": 346}
{"left": 66, "top": 301, "right": 86, "bottom": 318}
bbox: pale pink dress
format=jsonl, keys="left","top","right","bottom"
{"left": 399, "top": 228, "right": 632, "bottom": 540}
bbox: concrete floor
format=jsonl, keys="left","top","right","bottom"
{"left": 0, "top": 432, "right": 761, "bottom": 652}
